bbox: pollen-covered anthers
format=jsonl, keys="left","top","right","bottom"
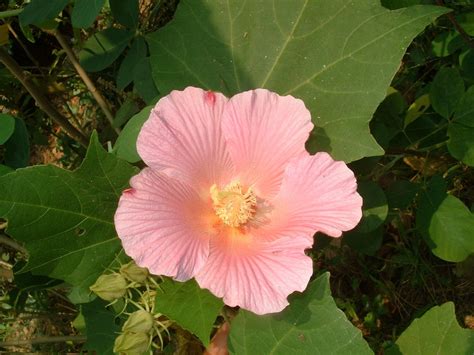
{"left": 210, "top": 181, "right": 257, "bottom": 227}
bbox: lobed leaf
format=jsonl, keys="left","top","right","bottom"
{"left": 147, "top": 0, "right": 448, "bottom": 162}
{"left": 0, "top": 133, "right": 138, "bottom": 300}
{"left": 229, "top": 273, "right": 372, "bottom": 354}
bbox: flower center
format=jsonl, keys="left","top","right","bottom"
{"left": 210, "top": 181, "right": 256, "bottom": 227}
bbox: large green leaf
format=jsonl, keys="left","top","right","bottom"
{"left": 82, "top": 298, "right": 122, "bottom": 355}
{"left": 19, "top": 0, "right": 69, "bottom": 27}
{"left": 430, "top": 67, "right": 464, "bottom": 119}
{"left": 147, "top": 0, "right": 448, "bottom": 162}
{"left": 72, "top": 0, "right": 106, "bottom": 28}
{"left": 0, "top": 133, "right": 138, "bottom": 300}
{"left": 154, "top": 278, "right": 224, "bottom": 346}
{"left": 388, "top": 302, "right": 474, "bottom": 355}
{"left": 0, "top": 113, "right": 15, "bottom": 144}
{"left": 229, "top": 273, "right": 372, "bottom": 354}
{"left": 79, "top": 28, "right": 134, "bottom": 72}
{"left": 448, "top": 86, "right": 474, "bottom": 166}
{"left": 113, "top": 105, "right": 153, "bottom": 163}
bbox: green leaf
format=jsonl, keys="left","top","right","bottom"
{"left": 371, "top": 89, "right": 405, "bottom": 148}
{"left": 147, "top": 1, "right": 448, "bottom": 162}
{"left": 82, "top": 298, "right": 122, "bottom": 355}
{"left": 0, "top": 113, "right": 15, "bottom": 144}
{"left": 72, "top": 0, "right": 106, "bottom": 28}
{"left": 417, "top": 176, "right": 474, "bottom": 262}
{"left": 229, "top": 273, "right": 372, "bottom": 354}
{"left": 154, "top": 278, "right": 224, "bottom": 346}
{"left": 133, "top": 57, "right": 160, "bottom": 104}
{"left": 427, "top": 195, "right": 474, "bottom": 262}
{"left": 113, "top": 105, "right": 153, "bottom": 163}
{"left": 389, "top": 302, "right": 474, "bottom": 355}
{"left": 385, "top": 180, "right": 420, "bottom": 210}
{"left": 448, "top": 86, "right": 474, "bottom": 166}
{"left": 79, "top": 28, "right": 134, "bottom": 72}
{"left": 0, "top": 165, "right": 13, "bottom": 177}
{"left": 0, "top": 132, "right": 139, "bottom": 299}
{"left": 355, "top": 181, "right": 388, "bottom": 233}
{"left": 4, "top": 117, "right": 29, "bottom": 169}
{"left": 116, "top": 37, "right": 147, "bottom": 90}
{"left": 110, "top": 0, "right": 139, "bottom": 28}
{"left": 113, "top": 98, "right": 140, "bottom": 128}
{"left": 456, "top": 11, "right": 474, "bottom": 36}
{"left": 431, "top": 31, "right": 465, "bottom": 58}
{"left": 343, "top": 227, "right": 383, "bottom": 256}
{"left": 430, "top": 67, "right": 465, "bottom": 119}
{"left": 19, "top": 0, "right": 68, "bottom": 27}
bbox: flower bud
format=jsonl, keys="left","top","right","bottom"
{"left": 113, "top": 332, "right": 150, "bottom": 354}
{"left": 120, "top": 262, "right": 149, "bottom": 283}
{"left": 122, "top": 310, "right": 154, "bottom": 334}
{"left": 90, "top": 273, "right": 127, "bottom": 301}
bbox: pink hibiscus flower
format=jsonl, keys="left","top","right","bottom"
{"left": 114, "top": 87, "right": 362, "bottom": 315}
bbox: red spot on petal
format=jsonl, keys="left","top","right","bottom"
{"left": 205, "top": 91, "right": 216, "bottom": 105}
{"left": 123, "top": 188, "right": 135, "bottom": 195}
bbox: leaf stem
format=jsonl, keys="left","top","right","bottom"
{"left": 0, "top": 47, "right": 89, "bottom": 147}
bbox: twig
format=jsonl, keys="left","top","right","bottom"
{"left": 0, "top": 335, "right": 87, "bottom": 348}
{"left": 436, "top": 0, "right": 474, "bottom": 49}
{"left": 7, "top": 24, "right": 44, "bottom": 75}
{"left": 0, "top": 47, "right": 89, "bottom": 147}
{"left": 53, "top": 30, "right": 119, "bottom": 135}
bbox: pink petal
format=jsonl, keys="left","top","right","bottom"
{"left": 137, "top": 87, "right": 234, "bottom": 189}
{"left": 221, "top": 89, "right": 313, "bottom": 199}
{"left": 195, "top": 231, "right": 313, "bottom": 315}
{"left": 256, "top": 153, "right": 362, "bottom": 240}
{"left": 114, "top": 168, "right": 216, "bottom": 281}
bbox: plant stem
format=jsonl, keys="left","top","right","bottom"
{"left": 0, "top": 335, "right": 87, "bottom": 348}
{"left": 53, "top": 30, "right": 119, "bottom": 135}
{"left": 0, "top": 47, "right": 89, "bottom": 147}
{"left": 7, "top": 24, "right": 44, "bottom": 75}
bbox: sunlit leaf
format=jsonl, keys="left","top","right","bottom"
{"left": 388, "top": 302, "right": 474, "bottom": 355}
{"left": 147, "top": 0, "right": 448, "bottom": 162}
{"left": 113, "top": 105, "right": 153, "bottom": 163}
{"left": 0, "top": 133, "right": 138, "bottom": 300}
{"left": 154, "top": 278, "right": 224, "bottom": 346}
{"left": 229, "top": 273, "right": 372, "bottom": 354}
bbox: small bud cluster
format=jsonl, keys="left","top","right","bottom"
{"left": 89, "top": 261, "right": 171, "bottom": 354}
